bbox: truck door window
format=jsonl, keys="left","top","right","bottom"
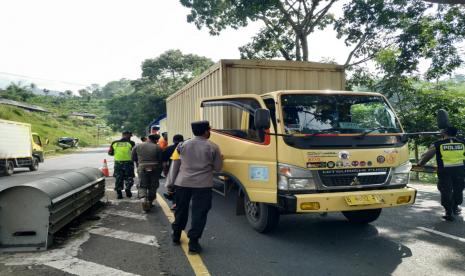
{"left": 202, "top": 99, "right": 266, "bottom": 143}
{"left": 263, "top": 98, "right": 277, "bottom": 130}
{"left": 33, "top": 135, "right": 42, "bottom": 146}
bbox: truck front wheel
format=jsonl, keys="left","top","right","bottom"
{"left": 244, "top": 195, "right": 279, "bottom": 233}
{"left": 342, "top": 208, "right": 382, "bottom": 224}
{"left": 29, "top": 157, "right": 39, "bottom": 171}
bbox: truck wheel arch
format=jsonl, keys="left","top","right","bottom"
{"left": 216, "top": 172, "right": 249, "bottom": 215}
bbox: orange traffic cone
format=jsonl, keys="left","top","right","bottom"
{"left": 101, "top": 159, "right": 110, "bottom": 177}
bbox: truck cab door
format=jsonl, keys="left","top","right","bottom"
{"left": 200, "top": 95, "right": 278, "bottom": 204}
{"left": 31, "top": 134, "right": 44, "bottom": 162}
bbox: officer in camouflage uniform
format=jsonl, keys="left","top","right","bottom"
{"left": 132, "top": 134, "right": 163, "bottom": 212}
{"left": 419, "top": 127, "right": 465, "bottom": 221}
{"left": 109, "top": 131, "right": 136, "bottom": 199}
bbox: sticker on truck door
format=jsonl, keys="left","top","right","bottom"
{"left": 249, "top": 165, "right": 269, "bottom": 182}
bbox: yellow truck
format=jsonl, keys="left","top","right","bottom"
{"left": 166, "top": 60, "right": 416, "bottom": 232}
{"left": 0, "top": 119, "right": 45, "bottom": 176}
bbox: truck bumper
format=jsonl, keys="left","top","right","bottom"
{"left": 279, "top": 187, "right": 417, "bottom": 213}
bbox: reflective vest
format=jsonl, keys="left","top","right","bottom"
{"left": 112, "top": 141, "right": 133, "bottom": 161}
{"left": 170, "top": 148, "right": 180, "bottom": 160}
{"left": 434, "top": 138, "right": 465, "bottom": 169}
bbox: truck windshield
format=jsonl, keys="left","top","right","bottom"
{"left": 281, "top": 94, "right": 401, "bottom": 135}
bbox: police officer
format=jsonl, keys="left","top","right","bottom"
{"left": 162, "top": 134, "right": 184, "bottom": 175}
{"left": 418, "top": 126, "right": 465, "bottom": 221}
{"left": 132, "top": 134, "right": 163, "bottom": 212}
{"left": 169, "top": 121, "right": 222, "bottom": 254}
{"left": 108, "top": 131, "right": 136, "bottom": 199}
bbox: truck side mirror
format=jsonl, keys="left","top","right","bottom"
{"left": 254, "top": 109, "right": 271, "bottom": 130}
{"left": 437, "top": 109, "right": 450, "bottom": 129}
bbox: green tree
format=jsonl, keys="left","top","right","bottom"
{"left": 140, "top": 49, "right": 214, "bottom": 93}
{"left": 336, "top": 1, "right": 465, "bottom": 77}
{"left": 181, "top": 0, "right": 465, "bottom": 75}
{"left": 64, "top": 90, "right": 74, "bottom": 98}
{"left": 87, "top": 84, "right": 103, "bottom": 98}
{"left": 101, "top": 79, "right": 134, "bottom": 98}
{"left": 78, "top": 89, "right": 92, "bottom": 102}
{"left": 105, "top": 49, "right": 214, "bottom": 135}
{"left": 3, "top": 83, "right": 35, "bottom": 101}
{"left": 181, "top": 0, "right": 338, "bottom": 61}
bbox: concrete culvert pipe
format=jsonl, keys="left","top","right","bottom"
{"left": 0, "top": 167, "right": 105, "bottom": 252}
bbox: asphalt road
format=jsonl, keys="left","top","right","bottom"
{"left": 0, "top": 147, "right": 111, "bottom": 187}
{"left": 1, "top": 147, "right": 465, "bottom": 276}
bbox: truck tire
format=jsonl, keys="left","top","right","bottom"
{"left": 4, "top": 161, "right": 14, "bottom": 176}
{"left": 29, "top": 157, "right": 39, "bottom": 171}
{"left": 342, "top": 208, "right": 382, "bottom": 224}
{"left": 244, "top": 195, "right": 279, "bottom": 233}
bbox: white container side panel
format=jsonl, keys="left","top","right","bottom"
{"left": 166, "top": 68, "right": 222, "bottom": 139}
{"left": 0, "top": 120, "right": 32, "bottom": 159}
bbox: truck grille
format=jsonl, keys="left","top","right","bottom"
{"left": 318, "top": 168, "right": 390, "bottom": 187}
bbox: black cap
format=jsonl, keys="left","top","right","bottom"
{"left": 148, "top": 134, "right": 160, "bottom": 142}
{"left": 442, "top": 126, "right": 458, "bottom": 137}
{"left": 191, "top": 121, "right": 210, "bottom": 136}
{"left": 122, "top": 130, "right": 132, "bottom": 135}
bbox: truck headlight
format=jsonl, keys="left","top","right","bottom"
{"left": 390, "top": 161, "right": 412, "bottom": 185}
{"left": 278, "top": 163, "right": 316, "bottom": 191}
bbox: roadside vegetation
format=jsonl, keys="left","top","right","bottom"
{"left": 2, "top": 1, "right": 465, "bottom": 182}
{"left": 0, "top": 84, "right": 114, "bottom": 151}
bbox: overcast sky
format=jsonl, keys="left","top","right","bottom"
{"left": 0, "top": 0, "right": 462, "bottom": 92}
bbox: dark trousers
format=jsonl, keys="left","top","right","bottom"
{"left": 172, "top": 186, "right": 212, "bottom": 241}
{"left": 437, "top": 166, "right": 465, "bottom": 214}
{"left": 138, "top": 167, "right": 161, "bottom": 202}
{"left": 114, "top": 161, "right": 135, "bottom": 191}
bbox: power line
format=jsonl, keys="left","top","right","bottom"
{"left": 0, "top": 71, "right": 89, "bottom": 87}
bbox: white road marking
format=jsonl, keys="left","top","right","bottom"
{"left": 418, "top": 227, "right": 465, "bottom": 243}
{"left": 101, "top": 209, "right": 147, "bottom": 221}
{"left": 45, "top": 257, "right": 138, "bottom": 276}
{"left": 0, "top": 231, "right": 92, "bottom": 266}
{"left": 106, "top": 198, "right": 139, "bottom": 204}
{"left": 105, "top": 188, "right": 138, "bottom": 192}
{"left": 89, "top": 227, "right": 160, "bottom": 247}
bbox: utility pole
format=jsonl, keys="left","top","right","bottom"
{"left": 96, "top": 124, "right": 103, "bottom": 145}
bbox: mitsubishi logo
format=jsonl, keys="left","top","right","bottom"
{"left": 350, "top": 177, "right": 361, "bottom": 186}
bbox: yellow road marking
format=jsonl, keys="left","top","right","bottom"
{"left": 156, "top": 193, "right": 211, "bottom": 276}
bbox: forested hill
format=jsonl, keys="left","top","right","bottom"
{"left": 0, "top": 85, "right": 114, "bottom": 151}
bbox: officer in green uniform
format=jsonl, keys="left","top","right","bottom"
{"left": 419, "top": 127, "right": 465, "bottom": 221}
{"left": 108, "top": 131, "right": 136, "bottom": 199}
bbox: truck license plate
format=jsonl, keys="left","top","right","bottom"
{"left": 345, "top": 195, "right": 382, "bottom": 206}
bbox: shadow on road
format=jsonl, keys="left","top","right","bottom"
{"left": 200, "top": 189, "right": 414, "bottom": 276}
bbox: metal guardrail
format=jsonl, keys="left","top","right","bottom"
{"left": 0, "top": 168, "right": 105, "bottom": 252}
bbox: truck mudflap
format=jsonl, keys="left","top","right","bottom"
{"left": 282, "top": 187, "right": 417, "bottom": 213}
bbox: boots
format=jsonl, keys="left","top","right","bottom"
{"left": 125, "top": 189, "right": 132, "bottom": 198}
{"left": 188, "top": 239, "right": 202, "bottom": 254}
{"left": 453, "top": 206, "right": 462, "bottom": 215}
{"left": 142, "top": 201, "right": 151, "bottom": 212}
{"left": 116, "top": 190, "right": 123, "bottom": 199}
{"left": 442, "top": 212, "right": 455, "bottom": 222}
{"left": 171, "top": 231, "right": 181, "bottom": 246}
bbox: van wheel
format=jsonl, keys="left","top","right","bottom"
{"left": 342, "top": 208, "right": 382, "bottom": 224}
{"left": 5, "top": 161, "right": 14, "bottom": 176}
{"left": 244, "top": 195, "right": 279, "bottom": 233}
{"left": 29, "top": 157, "right": 39, "bottom": 171}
